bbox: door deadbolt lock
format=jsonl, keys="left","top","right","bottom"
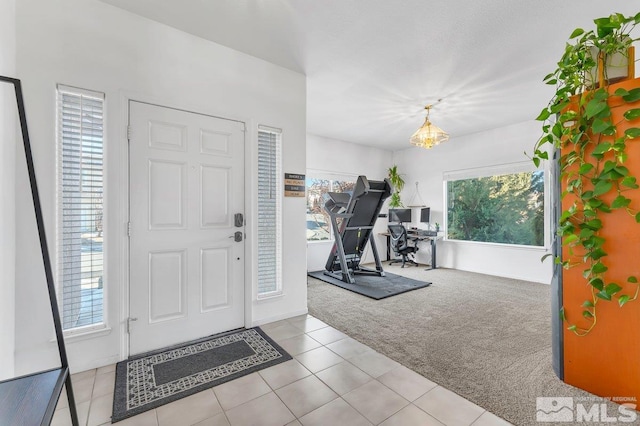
{"left": 234, "top": 213, "right": 244, "bottom": 228}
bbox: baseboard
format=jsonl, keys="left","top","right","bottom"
{"left": 251, "top": 308, "right": 309, "bottom": 328}
{"left": 447, "top": 265, "right": 551, "bottom": 285}
{"left": 70, "top": 353, "right": 121, "bottom": 374}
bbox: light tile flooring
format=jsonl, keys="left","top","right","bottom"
{"left": 52, "top": 315, "right": 512, "bottom": 426}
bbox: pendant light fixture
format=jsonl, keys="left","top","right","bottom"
{"left": 410, "top": 103, "right": 449, "bottom": 149}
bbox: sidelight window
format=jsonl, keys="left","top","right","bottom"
{"left": 57, "top": 85, "right": 105, "bottom": 331}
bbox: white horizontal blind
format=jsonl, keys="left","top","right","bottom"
{"left": 57, "top": 85, "right": 105, "bottom": 331}
{"left": 257, "top": 127, "right": 282, "bottom": 297}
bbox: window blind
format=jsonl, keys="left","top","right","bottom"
{"left": 257, "top": 127, "right": 282, "bottom": 297}
{"left": 57, "top": 85, "right": 105, "bottom": 331}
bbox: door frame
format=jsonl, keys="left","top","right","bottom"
{"left": 117, "top": 92, "right": 254, "bottom": 359}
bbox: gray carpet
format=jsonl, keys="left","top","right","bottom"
{"left": 308, "top": 266, "right": 624, "bottom": 426}
{"left": 308, "top": 270, "right": 431, "bottom": 299}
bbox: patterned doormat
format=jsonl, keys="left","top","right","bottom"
{"left": 111, "top": 327, "right": 291, "bottom": 422}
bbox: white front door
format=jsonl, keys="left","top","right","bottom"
{"left": 128, "top": 101, "right": 245, "bottom": 355}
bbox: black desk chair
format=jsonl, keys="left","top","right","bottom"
{"left": 388, "top": 224, "right": 419, "bottom": 267}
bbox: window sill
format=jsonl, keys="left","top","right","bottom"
{"left": 50, "top": 325, "right": 112, "bottom": 344}
{"left": 443, "top": 238, "right": 549, "bottom": 251}
{"left": 256, "top": 292, "right": 284, "bottom": 302}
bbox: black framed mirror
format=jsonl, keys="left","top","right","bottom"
{"left": 0, "top": 76, "right": 79, "bottom": 426}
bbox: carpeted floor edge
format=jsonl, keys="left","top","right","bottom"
{"left": 111, "top": 327, "right": 291, "bottom": 423}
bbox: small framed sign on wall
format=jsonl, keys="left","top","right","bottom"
{"left": 284, "top": 173, "right": 305, "bottom": 197}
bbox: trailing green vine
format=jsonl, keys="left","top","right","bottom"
{"left": 532, "top": 13, "right": 640, "bottom": 335}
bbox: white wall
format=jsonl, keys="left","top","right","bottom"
{"left": 306, "top": 134, "right": 392, "bottom": 271}
{"left": 393, "top": 120, "right": 553, "bottom": 284}
{"left": 15, "top": 0, "right": 306, "bottom": 374}
{"left": 0, "top": 0, "right": 16, "bottom": 381}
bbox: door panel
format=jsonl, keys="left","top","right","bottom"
{"left": 148, "top": 250, "right": 186, "bottom": 322}
{"left": 201, "top": 165, "right": 229, "bottom": 227}
{"left": 148, "top": 120, "right": 187, "bottom": 151}
{"left": 148, "top": 159, "right": 187, "bottom": 229}
{"left": 200, "top": 129, "right": 232, "bottom": 155}
{"left": 129, "top": 101, "right": 245, "bottom": 355}
{"left": 200, "top": 247, "right": 230, "bottom": 310}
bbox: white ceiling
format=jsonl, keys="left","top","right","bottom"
{"left": 100, "top": 0, "right": 638, "bottom": 150}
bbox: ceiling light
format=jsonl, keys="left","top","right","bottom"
{"left": 410, "top": 104, "right": 449, "bottom": 149}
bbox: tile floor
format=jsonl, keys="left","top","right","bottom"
{"left": 52, "top": 315, "right": 512, "bottom": 426}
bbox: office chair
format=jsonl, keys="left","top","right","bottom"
{"left": 388, "top": 224, "right": 419, "bottom": 267}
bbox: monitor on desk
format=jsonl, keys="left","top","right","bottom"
{"left": 389, "top": 208, "right": 411, "bottom": 223}
{"left": 420, "top": 207, "right": 431, "bottom": 224}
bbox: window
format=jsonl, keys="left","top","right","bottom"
{"left": 306, "top": 175, "right": 356, "bottom": 241}
{"left": 57, "top": 85, "right": 105, "bottom": 331}
{"left": 445, "top": 163, "right": 545, "bottom": 247}
{"left": 257, "top": 126, "right": 282, "bottom": 297}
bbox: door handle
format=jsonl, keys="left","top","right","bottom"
{"left": 228, "top": 231, "right": 243, "bottom": 242}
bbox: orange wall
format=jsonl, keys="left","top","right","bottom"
{"left": 563, "top": 78, "right": 640, "bottom": 402}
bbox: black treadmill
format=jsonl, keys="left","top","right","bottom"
{"left": 324, "top": 175, "right": 392, "bottom": 284}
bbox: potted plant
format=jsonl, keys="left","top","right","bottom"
{"left": 533, "top": 12, "right": 640, "bottom": 335}
{"left": 387, "top": 165, "right": 405, "bottom": 208}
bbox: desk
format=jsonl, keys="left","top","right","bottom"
{"left": 380, "top": 231, "right": 439, "bottom": 270}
